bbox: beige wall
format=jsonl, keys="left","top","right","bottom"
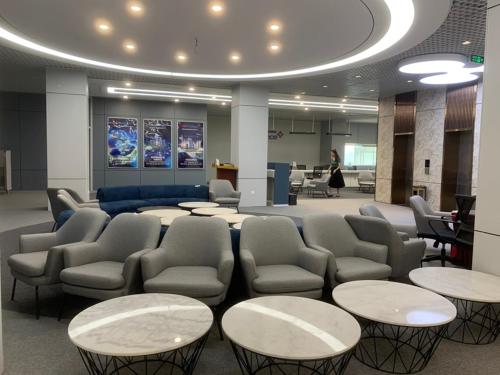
{"left": 375, "top": 96, "right": 394, "bottom": 203}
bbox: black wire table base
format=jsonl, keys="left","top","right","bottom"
{"left": 444, "top": 298, "right": 500, "bottom": 345}
{"left": 76, "top": 333, "right": 208, "bottom": 375}
{"left": 229, "top": 341, "right": 354, "bottom": 375}
{"left": 354, "top": 319, "right": 447, "bottom": 374}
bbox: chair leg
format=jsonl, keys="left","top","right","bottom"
{"left": 51, "top": 222, "right": 57, "bottom": 232}
{"left": 35, "top": 286, "right": 40, "bottom": 320}
{"left": 58, "top": 293, "right": 66, "bottom": 322}
{"left": 440, "top": 245, "right": 447, "bottom": 267}
{"left": 11, "top": 278, "right": 17, "bottom": 301}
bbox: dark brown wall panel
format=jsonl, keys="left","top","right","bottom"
{"left": 445, "top": 85, "right": 476, "bottom": 132}
{"left": 394, "top": 92, "right": 417, "bottom": 134}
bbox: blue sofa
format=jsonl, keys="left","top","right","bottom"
{"left": 96, "top": 184, "right": 209, "bottom": 216}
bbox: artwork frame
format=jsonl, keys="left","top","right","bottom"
{"left": 106, "top": 116, "right": 139, "bottom": 168}
{"left": 177, "top": 121, "right": 205, "bottom": 169}
{"left": 143, "top": 118, "right": 173, "bottom": 169}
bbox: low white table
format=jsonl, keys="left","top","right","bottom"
{"left": 178, "top": 201, "right": 219, "bottom": 209}
{"left": 333, "top": 280, "right": 456, "bottom": 374}
{"left": 68, "top": 294, "right": 213, "bottom": 374}
{"left": 222, "top": 296, "right": 360, "bottom": 374}
{"left": 213, "top": 214, "right": 254, "bottom": 225}
{"left": 410, "top": 267, "right": 500, "bottom": 344}
{"left": 192, "top": 207, "right": 237, "bottom": 216}
{"left": 140, "top": 209, "right": 191, "bottom": 226}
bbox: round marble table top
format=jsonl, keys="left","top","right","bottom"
{"left": 332, "top": 280, "right": 457, "bottom": 328}
{"left": 192, "top": 207, "right": 237, "bottom": 216}
{"left": 140, "top": 209, "right": 191, "bottom": 224}
{"left": 137, "top": 206, "right": 181, "bottom": 212}
{"left": 178, "top": 202, "right": 219, "bottom": 209}
{"left": 68, "top": 294, "right": 213, "bottom": 357}
{"left": 409, "top": 267, "right": 500, "bottom": 303}
{"left": 213, "top": 214, "right": 255, "bottom": 224}
{"left": 222, "top": 296, "right": 361, "bottom": 361}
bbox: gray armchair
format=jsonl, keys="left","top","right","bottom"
{"left": 345, "top": 215, "right": 426, "bottom": 279}
{"left": 359, "top": 204, "right": 418, "bottom": 240}
{"left": 209, "top": 179, "right": 241, "bottom": 209}
{"left": 57, "top": 189, "right": 100, "bottom": 211}
{"left": 141, "top": 216, "right": 234, "bottom": 339}
{"left": 7, "top": 208, "right": 108, "bottom": 319}
{"left": 302, "top": 213, "right": 391, "bottom": 287}
{"left": 240, "top": 216, "right": 327, "bottom": 298}
{"left": 357, "top": 171, "right": 375, "bottom": 192}
{"left": 308, "top": 173, "right": 330, "bottom": 198}
{"left": 60, "top": 213, "right": 161, "bottom": 310}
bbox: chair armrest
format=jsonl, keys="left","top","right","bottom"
{"left": 434, "top": 211, "right": 452, "bottom": 218}
{"left": 393, "top": 223, "right": 418, "bottom": 238}
{"left": 19, "top": 233, "right": 57, "bottom": 253}
{"left": 428, "top": 218, "right": 454, "bottom": 237}
{"left": 403, "top": 238, "right": 427, "bottom": 257}
{"left": 209, "top": 191, "right": 216, "bottom": 202}
{"left": 354, "top": 241, "right": 388, "bottom": 264}
{"left": 63, "top": 242, "right": 104, "bottom": 268}
{"left": 42, "top": 241, "right": 86, "bottom": 283}
{"left": 298, "top": 247, "right": 328, "bottom": 277}
{"left": 217, "top": 250, "right": 235, "bottom": 285}
{"left": 123, "top": 248, "right": 154, "bottom": 292}
{"left": 87, "top": 199, "right": 99, "bottom": 203}
{"left": 141, "top": 248, "right": 170, "bottom": 281}
{"left": 308, "top": 245, "right": 337, "bottom": 279}
{"left": 232, "top": 191, "right": 242, "bottom": 199}
{"left": 397, "top": 232, "right": 410, "bottom": 241}
{"left": 80, "top": 202, "right": 100, "bottom": 208}
{"left": 240, "top": 248, "right": 258, "bottom": 284}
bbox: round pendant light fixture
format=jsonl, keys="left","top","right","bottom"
{"left": 420, "top": 72, "right": 479, "bottom": 85}
{"left": 398, "top": 53, "right": 467, "bottom": 74}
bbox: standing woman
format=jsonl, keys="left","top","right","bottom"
{"left": 328, "top": 149, "right": 345, "bottom": 197}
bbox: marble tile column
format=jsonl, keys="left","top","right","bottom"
{"left": 375, "top": 96, "right": 394, "bottom": 203}
{"left": 472, "top": 0, "right": 500, "bottom": 276}
{"left": 231, "top": 85, "right": 269, "bottom": 207}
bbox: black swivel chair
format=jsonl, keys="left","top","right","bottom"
{"left": 296, "top": 164, "right": 307, "bottom": 170}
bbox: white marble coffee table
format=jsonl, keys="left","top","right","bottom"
{"left": 213, "top": 214, "right": 254, "bottom": 225}
{"left": 68, "top": 294, "right": 213, "bottom": 374}
{"left": 192, "top": 207, "right": 237, "bottom": 216}
{"left": 410, "top": 267, "right": 500, "bottom": 344}
{"left": 140, "top": 209, "right": 191, "bottom": 226}
{"left": 178, "top": 201, "right": 219, "bottom": 209}
{"left": 222, "top": 296, "right": 360, "bottom": 374}
{"left": 333, "top": 280, "right": 456, "bottom": 374}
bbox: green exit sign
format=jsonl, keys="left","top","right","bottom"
{"left": 471, "top": 55, "right": 484, "bottom": 64}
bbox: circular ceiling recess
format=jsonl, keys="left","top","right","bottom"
{"left": 0, "top": 0, "right": 450, "bottom": 80}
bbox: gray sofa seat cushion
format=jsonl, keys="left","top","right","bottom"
{"left": 8, "top": 251, "right": 48, "bottom": 277}
{"left": 335, "top": 257, "right": 392, "bottom": 283}
{"left": 214, "top": 197, "right": 240, "bottom": 204}
{"left": 60, "top": 261, "right": 125, "bottom": 290}
{"left": 253, "top": 265, "right": 324, "bottom": 294}
{"left": 144, "top": 266, "right": 224, "bottom": 298}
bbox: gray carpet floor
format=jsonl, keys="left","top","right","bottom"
{"left": 1, "top": 197, "right": 499, "bottom": 374}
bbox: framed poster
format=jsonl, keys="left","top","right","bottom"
{"left": 177, "top": 121, "right": 204, "bottom": 169}
{"left": 107, "top": 117, "right": 138, "bottom": 168}
{"left": 143, "top": 119, "right": 172, "bottom": 168}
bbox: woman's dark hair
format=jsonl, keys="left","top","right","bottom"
{"left": 331, "top": 149, "right": 341, "bottom": 161}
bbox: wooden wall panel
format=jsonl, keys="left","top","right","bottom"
{"left": 394, "top": 92, "right": 417, "bottom": 134}
{"left": 445, "top": 85, "right": 476, "bottom": 132}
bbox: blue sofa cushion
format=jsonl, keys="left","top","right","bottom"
{"left": 99, "top": 200, "right": 150, "bottom": 216}
{"left": 97, "top": 186, "right": 140, "bottom": 202}
{"left": 140, "top": 198, "right": 179, "bottom": 206}
{"left": 138, "top": 185, "right": 208, "bottom": 200}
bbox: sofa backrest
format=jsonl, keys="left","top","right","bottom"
{"left": 96, "top": 184, "right": 209, "bottom": 202}
{"left": 96, "top": 186, "right": 141, "bottom": 202}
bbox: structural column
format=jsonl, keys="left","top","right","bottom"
{"left": 472, "top": 0, "right": 500, "bottom": 276}
{"left": 46, "top": 68, "right": 90, "bottom": 200}
{"left": 231, "top": 85, "right": 269, "bottom": 207}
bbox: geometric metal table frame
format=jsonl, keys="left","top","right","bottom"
{"left": 445, "top": 298, "right": 500, "bottom": 345}
{"left": 76, "top": 332, "right": 209, "bottom": 375}
{"left": 354, "top": 318, "right": 447, "bottom": 374}
{"left": 229, "top": 340, "right": 355, "bottom": 375}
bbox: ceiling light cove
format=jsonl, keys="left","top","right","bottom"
{"left": 0, "top": 0, "right": 418, "bottom": 80}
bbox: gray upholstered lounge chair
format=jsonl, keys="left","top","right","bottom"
{"left": 359, "top": 204, "right": 418, "bottom": 240}
{"left": 345, "top": 215, "right": 427, "bottom": 279}
{"left": 59, "top": 213, "right": 161, "bottom": 317}
{"left": 57, "top": 189, "right": 100, "bottom": 211}
{"left": 357, "top": 171, "right": 375, "bottom": 192}
{"left": 141, "top": 216, "right": 234, "bottom": 339}
{"left": 302, "top": 213, "right": 392, "bottom": 287}
{"left": 7, "top": 208, "right": 109, "bottom": 319}
{"left": 209, "top": 179, "right": 241, "bottom": 209}
{"left": 240, "top": 216, "right": 327, "bottom": 298}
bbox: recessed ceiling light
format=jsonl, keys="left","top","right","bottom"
{"left": 299, "top": 102, "right": 304, "bottom": 106}
{"left": 229, "top": 52, "right": 241, "bottom": 64}
{"left": 355, "top": 75, "right": 362, "bottom": 78}
{"left": 175, "top": 52, "right": 188, "bottom": 63}
{"left": 268, "top": 41, "right": 282, "bottom": 54}
{"left": 304, "top": 107, "right": 309, "bottom": 111}
{"left": 212, "top": 96, "right": 217, "bottom": 100}
{"left": 123, "top": 95, "right": 129, "bottom": 100}
{"left": 188, "top": 86, "right": 195, "bottom": 92}
{"left": 322, "top": 85, "right": 328, "bottom": 88}
{"left": 221, "top": 102, "right": 227, "bottom": 106}
{"left": 209, "top": 1, "right": 225, "bottom": 16}
{"left": 462, "top": 40, "right": 471, "bottom": 46}
{"left": 294, "top": 95, "right": 301, "bottom": 100}
{"left": 369, "top": 89, "right": 375, "bottom": 92}
{"left": 300, "top": 91, "right": 306, "bottom": 95}
{"left": 420, "top": 72, "right": 479, "bottom": 85}
{"left": 267, "top": 20, "right": 282, "bottom": 34}
{"left": 342, "top": 110, "right": 347, "bottom": 113}
{"left": 94, "top": 19, "right": 113, "bottom": 35}
{"left": 407, "top": 80, "right": 413, "bottom": 83}
{"left": 342, "top": 98, "right": 347, "bottom": 103}
{"left": 122, "top": 39, "right": 137, "bottom": 53}
{"left": 127, "top": 1, "right": 144, "bottom": 16}
{"left": 398, "top": 54, "right": 467, "bottom": 74}
{"left": 124, "top": 81, "right": 132, "bottom": 87}
{"left": 174, "top": 98, "right": 180, "bottom": 102}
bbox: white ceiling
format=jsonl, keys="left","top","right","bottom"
{"left": 0, "top": 0, "right": 485, "bottom": 100}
